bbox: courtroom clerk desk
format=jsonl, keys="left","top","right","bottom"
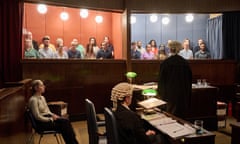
{"left": 142, "top": 111, "right": 215, "bottom": 144}
{"left": 186, "top": 85, "right": 218, "bottom": 131}
{"left": 131, "top": 84, "right": 218, "bottom": 131}
{"left": 230, "top": 122, "right": 240, "bottom": 144}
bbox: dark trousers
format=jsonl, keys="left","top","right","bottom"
{"left": 36, "top": 118, "right": 78, "bottom": 144}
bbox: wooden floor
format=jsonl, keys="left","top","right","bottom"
{"left": 30, "top": 117, "right": 236, "bottom": 144}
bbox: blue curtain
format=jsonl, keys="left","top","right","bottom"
{"left": 207, "top": 15, "right": 223, "bottom": 59}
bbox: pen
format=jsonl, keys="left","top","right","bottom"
{"left": 173, "top": 128, "right": 184, "bottom": 133}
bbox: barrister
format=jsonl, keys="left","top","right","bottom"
{"left": 158, "top": 40, "right": 192, "bottom": 119}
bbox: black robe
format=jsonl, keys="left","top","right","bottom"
{"left": 158, "top": 54, "right": 192, "bottom": 118}
{"left": 115, "top": 104, "right": 151, "bottom": 144}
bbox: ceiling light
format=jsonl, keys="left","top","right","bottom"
{"left": 130, "top": 16, "right": 136, "bottom": 24}
{"left": 37, "top": 4, "right": 47, "bottom": 14}
{"left": 185, "top": 14, "right": 194, "bottom": 23}
{"left": 80, "top": 9, "right": 88, "bottom": 18}
{"left": 60, "top": 12, "right": 69, "bottom": 21}
{"left": 150, "top": 14, "right": 158, "bottom": 23}
{"left": 95, "top": 15, "right": 103, "bottom": 23}
{"left": 162, "top": 17, "right": 170, "bottom": 25}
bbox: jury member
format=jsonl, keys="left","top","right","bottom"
{"left": 194, "top": 43, "right": 211, "bottom": 59}
{"left": 68, "top": 41, "right": 82, "bottom": 59}
{"left": 38, "top": 36, "right": 56, "bottom": 58}
{"left": 24, "top": 39, "right": 39, "bottom": 58}
{"left": 178, "top": 40, "right": 193, "bottom": 59}
{"left": 39, "top": 35, "right": 56, "bottom": 52}
{"left": 96, "top": 42, "right": 112, "bottom": 59}
{"left": 24, "top": 31, "right": 39, "bottom": 50}
{"left": 103, "top": 36, "right": 114, "bottom": 58}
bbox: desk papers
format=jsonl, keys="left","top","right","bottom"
{"left": 138, "top": 98, "right": 166, "bottom": 109}
{"left": 156, "top": 122, "right": 195, "bottom": 139}
{"left": 143, "top": 112, "right": 196, "bottom": 139}
{"left": 132, "top": 84, "right": 157, "bottom": 90}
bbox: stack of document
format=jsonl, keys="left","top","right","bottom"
{"left": 138, "top": 97, "right": 166, "bottom": 109}
{"left": 141, "top": 113, "right": 166, "bottom": 121}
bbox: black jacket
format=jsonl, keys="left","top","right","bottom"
{"left": 158, "top": 54, "right": 192, "bottom": 118}
{"left": 115, "top": 104, "right": 151, "bottom": 144}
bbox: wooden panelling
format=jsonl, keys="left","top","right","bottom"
{"left": 0, "top": 86, "right": 29, "bottom": 144}
{"left": 131, "top": 60, "right": 237, "bottom": 85}
{"left": 22, "top": 59, "right": 127, "bottom": 120}
{"left": 22, "top": 59, "right": 236, "bottom": 120}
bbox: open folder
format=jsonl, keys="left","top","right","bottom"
{"left": 138, "top": 97, "right": 166, "bottom": 109}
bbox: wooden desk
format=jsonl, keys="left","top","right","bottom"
{"left": 186, "top": 86, "right": 218, "bottom": 130}
{"left": 142, "top": 111, "right": 215, "bottom": 144}
{"left": 230, "top": 122, "right": 240, "bottom": 144}
{"left": 131, "top": 85, "right": 218, "bottom": 130}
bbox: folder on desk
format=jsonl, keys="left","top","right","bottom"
{"left": 138, "top": 97, "right": 166, "bottom": 109}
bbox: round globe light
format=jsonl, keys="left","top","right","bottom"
{"left": 95, "top": 15, "right": 103, "bottom": 23}
{"left": 80, "top": 9, "right": 88, "bottom": 18}
{"left": 37, "top": 4, "right": 47, "bottom": 14}
{"left": 60, "top": 12, "right": 69, "bottom": 21}
{"left": 185, "top": 14, "right": 194, "bottom": 23}
{"left": 150, "top": 14, "right": 158, "bottom": 23}
{"left": 162, "top": 17, "right": 170, "bottom": 25}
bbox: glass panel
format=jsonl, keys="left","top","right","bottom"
{"left": 22, "top": 3, "right": 123, "bottom": 60}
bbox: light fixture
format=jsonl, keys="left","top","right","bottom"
{"left": 95, "top": 15, "right": 103, "bottom": 23}
{"left": 126, "top": 72, "right": 137, "bottom": 84}
{"left": 162, "top": 16, "right": 170, "bottom": 25}
{"left": 130, "top": 16, "right": 136, "bottom": 24}
{"left": 80, "top": 9, "right": 88, "bottom": 18}
{"left": 185, "top": 14, "right": 194, "bottom": 23}
{"left": 60, "top": 12, "right": 69, "bottom": 21}
{"left": 150, "top": 14, "right": 158, "bottom": 23}
{"left": 37, "top": 4, "right": 47, "bottom": 14}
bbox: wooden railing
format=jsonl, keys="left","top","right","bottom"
{"left": 21, "top": 59, "right": 237, "bottom": 120}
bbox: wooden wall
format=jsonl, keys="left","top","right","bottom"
{"left": 22, "top": 59, "right": 127, "bottom": 120}
{"left": 0, "top": 84, "right": 31, "bottom": 144}
{"left": 22, "top": 59, "right": 237, "bottom": 120}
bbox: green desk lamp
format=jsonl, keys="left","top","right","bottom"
{"left": 142, "top": 89, "right": 157, "bottom": 99}
{"left": 126, "top": 72, "right": 137, "bottom": 84}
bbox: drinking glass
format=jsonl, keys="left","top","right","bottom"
{"left": 194, "top": 120, "right": 204, "bottom": 134}
{"left": 197, "top": 79, "right": 201, "bottom": 87}
{"left": 202, "top": 79, "right": 207, "bottom": 87}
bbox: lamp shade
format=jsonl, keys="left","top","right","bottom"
{"left": 142, "top": 89, "right": 157, "bottom": 96}
{"left": 126, "top": 72, "right": 137, "bottom": 78}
